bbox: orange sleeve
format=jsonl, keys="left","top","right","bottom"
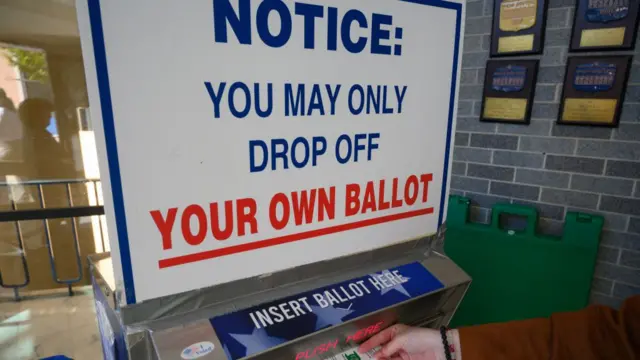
{"left": 458, "top": 296, "right": 640, "bottom": 360}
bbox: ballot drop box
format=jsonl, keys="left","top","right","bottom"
{"left": 77, "top": 0, "right": 467, "bottom": 358}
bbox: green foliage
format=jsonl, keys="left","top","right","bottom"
{"left": 3, "top": 48, "right": 49, "bottom": 83}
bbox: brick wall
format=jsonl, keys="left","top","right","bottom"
{"left": 453, "top": 0, "right": 640, "bottom": 307}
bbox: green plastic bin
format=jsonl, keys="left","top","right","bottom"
{"left": 445, "top": 195, "right": 603, "bottom": 327}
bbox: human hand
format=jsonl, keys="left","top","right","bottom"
{"left": 358, "top": 324, "right": 449, "bottom": 360}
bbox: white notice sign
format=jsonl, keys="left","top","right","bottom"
{"left": 77, "top": 0, "right": 463, "bottom": 304}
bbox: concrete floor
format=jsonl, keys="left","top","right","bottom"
{"left": 0, "top": 286, "right": 102, "bottom": 360}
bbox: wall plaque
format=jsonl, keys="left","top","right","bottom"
{"left": 559, "top": 55, "right": 632, "bottom": 127}
{"left": 480, "top": 59, "right": 539, "bottom": 124}
{"left": 490, "top": 0, "right": 548, "bottom": 56}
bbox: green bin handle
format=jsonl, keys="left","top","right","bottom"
{"left": 490, "top": 203, "right": 539, "bottom": 236}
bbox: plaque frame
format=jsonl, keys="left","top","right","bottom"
{"left": 569, "top": 0, "right": 640, "bottom": 52}
{"left": 558, "top": 55, "right": 632, "bottom": 128}
{"left": 480, "top": 59, "right": 539, "bottom": 124}
{"left": 490, "top": 0, "right": 549, "bottom": 57}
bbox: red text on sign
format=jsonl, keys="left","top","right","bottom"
{"left": 269, "top": 187, "right": 336, "bottom": 230}
{"left": 345, "top": 174, "right": 433, "bottom": 216}
{"left": 150, "top": 198, "right": 258, "bottom": 250}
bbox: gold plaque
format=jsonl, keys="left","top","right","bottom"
{"left": 483, "top": 97, "right": 528, "bottom": 120}
{"left": 499, "top": 0, "right": 537, "bottom": 32}
{"left": 580, "top": 27, "right": 626, "bottom": 47}
{"left": 562, "top": 98, "right": 617, "bottom": 123}
{"left": 498, "top": 34, "right": 535, "bottom": 53}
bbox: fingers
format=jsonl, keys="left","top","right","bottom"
{"left": 359, "top": 324, "right": 403, "bottom": 354}
{"left": 376, "top": 337, "right": 406, "bottom": 359}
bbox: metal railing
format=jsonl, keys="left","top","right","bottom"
{"left": 0, "top": 178, "right": 106, "bottom": 301}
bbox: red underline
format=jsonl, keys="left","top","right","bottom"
{"left": 158, "top": 207, "right": 434, "bottom": 269}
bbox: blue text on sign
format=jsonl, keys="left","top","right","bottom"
{"left": 213, "top": 0, "right": 404, "bottom": 55}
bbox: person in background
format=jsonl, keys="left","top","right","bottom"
{"left": 0, "top": 88, "right": 23, "bottom": 161}
{"left": 359, "top": 295, "right": 639, "bottom": 360}
{"left": 18, "top": 98, "right": 73, "bottom": 179}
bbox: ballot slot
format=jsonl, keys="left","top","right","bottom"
{"left": 142, "top": 253, "right": 470, "bottom": 360}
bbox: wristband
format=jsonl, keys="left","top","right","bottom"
{"left": 439, "top": 326, "right": 456, "bottom": 360}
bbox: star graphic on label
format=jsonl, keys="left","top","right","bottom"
{"left": 369, "top": 270, "right": 411, "bottom": 298}
{"left": 311, "top": 305, "right": 355, "bottom": 330}
{"left": 229, "top": 327, "right": 286, "bottom": 357}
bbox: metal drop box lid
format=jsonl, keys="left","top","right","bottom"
{"left": 90, "top": 242, "right": 470, "bottom": 360}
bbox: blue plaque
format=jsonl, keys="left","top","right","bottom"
{"left": 491, "top": 65, "right": 527, "bottom": 92}
{"left": 585, "top": 0, "right": 629, "bottom": 23}
{"left": 574, "top": 62, "right": 616, "bottom": 92}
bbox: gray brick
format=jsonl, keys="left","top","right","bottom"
{"left": 627, "top": 86, "right": 640, "bottom": 101}
{"left": 465, "top": 16, "right": 492, "bottom": 35}
{"left": 601, "top": 231, "right": 640, "bottom": 252}
{"left": 620, "top": 250, "right": 640, "bottom": 268}
{"left": 605, "top": 160, "right": 640, "bottom": 179}
{"left": 477, "top": 68, "right": 486, "bottom": 85}
{"left": 613, "top": 283, "right": 640, "bottom": 299}
{"left": 620, "top": 103, "right": 640, "bottom": 123}
{"left": 490, "top": 182, "right": 540, "bottom": 200}
{"left": 590, "top": 293, "right": 623, "bottom": 308}
{"left": 549, "top": 0, "right": 575, "bottom": 8}
{"left": 457, "top": 117, "right": 496, "bottom": 132}
{"left": 470, "top": 206, "right": 490, "bottom": 224}
{"left": 597, "top": 246, "right": 620, "bottom": 264}
{"left": 591, "top": 277, "right": 614, "bottom": 295}
{"left": 454, "top": 146, "right": 492, "bottom": 163}
{"left": 599, "top": 212, "right": 630, "bottom": 231}
{"left": 534, "top": 84, "right": 558, "bottom": 102}
{"left": 497, "top": 120, "right": 552, "bottom": 136}
{"left": 613, "top": 123, "right": 640, "bottom": 142}
{"left": 600, "top": 196, "right": 640, "bottom": 216}
{"left": 630, "top": 65, "right": 640, "bottom": 84}
{"left": 481, "top": 34, "right": 491, "bottom": 51}
{"left": 512, "top": 200, "right": 566, "bottom": 220}
{"left": 460, "top": 69, "right": 478, "bottom": 84}
{"left": 494, "top": 150, "right": 544, "bottom": 168}
{"left": 515, "top": 168, "right": 570, "bottom": 188}
{"left": 455, "top": 132, "right": 470, "bottom": 146}
{"left": 459, "top": 85, "right": 483, "bottom": 100}
{"left": 520, "top": 136, "right": 575, "bottom": 155}
{"left": 467, "top": 192, "right": 510, "bottom": 208}
{"left": 595, "top": 262, "right": 640, "bottom": 286}
{"left": 465, "top": 1, "right": 484, "bottom": 18}
{"left": 458, "top": 100, "right": 474, "bottom": 116}
{"left": 482, "top": 0, "right": 494, "bottom": 16}
{"left": 532, "top": 103, "right": 559, "bottom": 119}
{"left": 468, "top": 163, "right": 515, "bottom": 181}
{"left": 451, "top": 176, "right": 489, "bottom": 193}
{"left": 450, "top": 189, "right": 465, "bottom": 197}
{"left": 547, "top": 8, "right": 570, "bottom": 28}
{"left": 462, "top": 52, "right": 489, "bottom": 69}
{"left": 629, "top": 217, "right": 640, "bottom": 234}
{"left": 538, "top": 66, "right": 565, "bottom": 83}
{"left": 578, "top": 140, "right": 640, "bottom": 161}
{"left": 463, "top": 35, "right": 484, "bottom": 53}
{"left": 552, "top": 125, "right": 612, "bottom": 139}
{"left": 470, "top": 134, "right": 518, "bottom": 150}
{"left": 538, "top": 218, "right": 564, "bottom": 236}
{"left": 540, "top": 47, "right": 567, "bottom": 66}
{"left": 540, "top": 188, "right": 599, "bottom": 208}
{"left": 472, "top": 101, "right": 483, "bottom": 116}
{"left": 571, "top": 175, "right": 634, "bottom": 196}
{"left": 545, "top": 155, "right": 604, "bottom": 174}
{"left": 544, "top": 29, "right": 571, "bottom": 46}
{"left": 452, "top": 161, "right": 467, "bottom": 175}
